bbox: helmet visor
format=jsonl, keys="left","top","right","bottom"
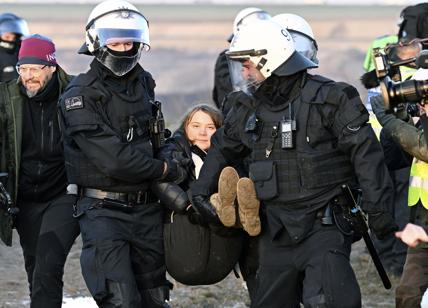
{"left": 92, "top": 11, "right": 149, "bottom": 50}
{"left": 290, "top": 32, "right": 318, "bottom": 64}
{"left": 227, "top": 58, "right": 264, "bottom": 95}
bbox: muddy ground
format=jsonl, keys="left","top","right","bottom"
{"left": 0, "top": 4, "right": 406, "bottom": 307}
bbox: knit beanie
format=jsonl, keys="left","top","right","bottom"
{"left": 17, "top": 34, "right": 57, "bottom": 66}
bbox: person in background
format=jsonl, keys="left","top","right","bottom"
{"left": 0, "top": 34, "right": 79, "bottom": 308}
{"left": 0, "top": 13, "right": 29, "bottom": 82}
{"left": 212, "top": 7, "right": 271, "bottom": 115}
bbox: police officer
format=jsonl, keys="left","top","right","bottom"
{"left": 0, "top": 34, "right": 79, "bottom": 308}
{"left": 59, "top": 1, "right": 181, "bottom": 306}
{"left": 192, "top": 20, "right": 397, "bottom": 307}
{"left": 212, "top": 7, "right": 271, "bottom": 114}
{"left": 0, "top": 13, "right": 29, "bottom": 82}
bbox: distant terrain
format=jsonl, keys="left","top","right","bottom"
{"left": 0, "top": 4, "right": 404, "bottom": 307}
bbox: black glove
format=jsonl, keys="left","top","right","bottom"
{"left": 161, "top": 158, "right": 186, "bottom": 183}
{"left": 191, "top": 195, "right": 221, "bottom": 225}
{"left": 151, "top": 182, "right": 190, "bottom": 214}
{"left": 368, "top": 212, "right": 399, "bottom": 240}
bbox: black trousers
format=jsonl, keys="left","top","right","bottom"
{"left": 15, "top": 193, "right": 80, "bottom": 308}
{"left": 253, "top": 222, "right": 361, "bottom": 308}
{"left": 77, "top": 197, "right": 170, "bottom": 308}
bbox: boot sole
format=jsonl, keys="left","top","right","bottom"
{"left": 210, "top": 193, "right": 235, "bottom": 227}
{"left": 217, "top": 167, "right": 239, "bottom": 227}
{"left": 237, "top": 177, "right": 261, "bottom": 236}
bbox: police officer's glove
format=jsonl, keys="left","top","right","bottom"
{"left": 161, "top": 158, "right": 187, "bottom": 183}
{"left": 151, "top": 181, "right": 189, "bottom": 214}
{"left": 171, "top": 152, "right": 192, "bottom": 169}
{"left": 191, "top": 195, "right": 221, "bottom": 225}
{"left": 368, "top": 211, "right": 399, "bottom": 240}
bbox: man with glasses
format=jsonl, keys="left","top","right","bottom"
{"left": 0, "top": 34, "right": 79, "bottom": 308}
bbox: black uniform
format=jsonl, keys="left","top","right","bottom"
{"left": 192, "top": 72, "right": 395, "bottom": 307}
{"left": 59, "top": 60, "right": 170, "bottom": 307}
{"left": 0, "top": 39, "right": 19, "bottom": 82}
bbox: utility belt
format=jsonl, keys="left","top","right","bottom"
{"left": 79, "top": 188, "right": 158, "bottom": 214}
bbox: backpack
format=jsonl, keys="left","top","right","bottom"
{"left": 398, "top": 3, "right": 428, "bottom": 41}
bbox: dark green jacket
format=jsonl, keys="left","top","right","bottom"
{"left": 0, "top": 66, "right": 72, "bottom": 202}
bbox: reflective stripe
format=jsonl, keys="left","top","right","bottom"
{"left": 409, "top": 176, "right": 428, "bottom": 190}
{"left": 368, "top": 112, "right": 382, "bottom": 140}
{"left": 408, "top": 159, "right": 428, "bottom": 208}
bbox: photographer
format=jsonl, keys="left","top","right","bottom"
{"left": 371, "top": 67, "right": 428, "bottom": 307}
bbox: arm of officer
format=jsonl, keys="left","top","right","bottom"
{"left": 325, "top": 83, "right": 397, "bottom": 238}
{"left": 60, "top": 88, "right": 165, "bottom": 183}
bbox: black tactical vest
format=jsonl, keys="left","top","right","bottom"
{"left": 244, "top": 74, "right": 356, "bottom": 204}
{"left": 63, "top": 68, "right": 156, "bottom": 192}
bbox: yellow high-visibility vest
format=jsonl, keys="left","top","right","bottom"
{"left": 408, "top": 158, "right": 428, "bottom": 208}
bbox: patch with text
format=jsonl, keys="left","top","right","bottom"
{"left": 65, "top": 96, "right": 84, "bottom": 111}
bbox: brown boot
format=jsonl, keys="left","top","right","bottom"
{"left": 237, "top": 177, "right": 261, "bottom": 236}
{"left": 213, "top": 166, "right": 239, "bottom": 227}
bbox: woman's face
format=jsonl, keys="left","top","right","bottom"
{"left": 185, "top": 110, "right": 217, "bottom": 151}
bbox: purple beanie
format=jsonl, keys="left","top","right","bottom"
{"left": 17, "top": 34, "right": 57, "bottom": 66}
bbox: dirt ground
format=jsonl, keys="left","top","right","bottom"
{"left": 0, "top": 4, "right": 406, "bottom": 307}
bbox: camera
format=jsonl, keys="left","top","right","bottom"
{"left": 380, "top": 76, "right": 428, "bottom": 112}
{"left": 373, "top": 46, "right": 428, "bottom": 112}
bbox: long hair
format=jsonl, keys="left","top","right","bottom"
{"left": 178, "top": 104, "right": 223, "bottom": 140}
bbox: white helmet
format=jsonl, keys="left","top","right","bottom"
{"left": 80, "top": 0, "right": 150, "bottom": 76}
{"left": 227, "top": 20, "right": 316, "bottom": 81}
{"left": 233, "top": 7, "right": 271, "bottom": 34}
{"left": 272, "top": 13, "right": 318, "bottom": 65}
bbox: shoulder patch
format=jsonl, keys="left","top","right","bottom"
{"left": 65, "top": 96, "right": 84, "bottom": 111}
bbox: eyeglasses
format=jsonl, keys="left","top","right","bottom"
{"left": 15, "top": 65, "right": 47, "bottom": 77}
